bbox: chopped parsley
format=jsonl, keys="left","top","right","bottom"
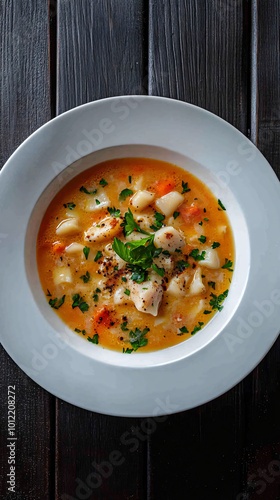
{"left": 94, "top": 250, "right": 102, "bottom": 262}
{"left": 122, "top": 277, "right": 127, "bottom": 282}
{"left": 108, "top": 207, "right": 121, "bottom": 217}
{"left": 198, "top": 235, "right": 206, "bottom": 244}
{"left": 46, "top": 289, "right": 52, "bottom": 297}
{"left": 63, "top": 202, "right": 76, "bottom": 210}
{"left": 218, "top": 199, "right": 226, "bottom": 211}
{"left": 49, "top": 295, "right": 65, "bottom": 309}
{"left": 162, "top": 250, "right": 171, "bottom": 257}
{"left": 119, "top": 188, "right": 133, "bottom": 201}
{"left": 179, "top": 326, "right": 189, "bottom": 335}
{"left": 95, "top": 199, "right": 100, "bottom": 205}
{"left": 198, "top": 221, "right": 203, "bottom": 226}
{"left": 80, "top": 271, "right": 90, "bottom": 283}
{"left": 173, "top": 211, "right": 180, "bottom": 219}
{"left": 88, "top": 334, "right": 99, "bottom": 344}
{"left": 121, "top": 321, "right": 129, "bottom": 332}
{"left": 191, "top": 322, "right": 204, "bottom": 335}
{"left": 80, "top": 186, "right": 97, "bottom": 195}
{"left": 130, "top": 267, "right": 147, "bottom": 284}
{"left": 175, "top": 248, "right": 182, "bottom": 253}
{"left": 209, "top": 290, "right": 229, "bottom": 311}
{"left": 181, "top": 181, "right": 191, "bottom": 194}
{"left": 99, "top": 178, "right": 108, "bottom": 187}
{"left": 128, "top": 327, "right": 150, "bottom": 351}
{"left": 208, "top": 281, "right": 216, "bottom": 289}
{"left": 114, "top": 265, "right": 118, "bottom": 271}
{"left": 204, "top": 218, "right": 209, "bottom": 221}
{"left": 75, "top": 328, "right": 86, "bottom": 335}
{"left": 203, "top": 310, "right": 212, "bottom": 315}
{"left": 112, "top": 234, "right": 156, "bottom": 270}
{"left": 152, "top": 263, "right": 165, "bottom": 277}
{"left": 222, "top": 258, "right": 234, "bottom": 272}
{"left": 189, "top": 249, "right": 206, "bottom": 261}
{"left": 72, "top": 294, "right": 89, "bottom": 313}
{"left": 92, "top": 293, "right": 99, "bottom": 302}
{"left": 150, "top": 212, "right": 165, "bottom": 231}
{"left": 129, "top": 175, "right": 132, "bottom": 184}
{"left": 176, "top": 260, "right": 190, "bottom": 272}
{"left": 212, "top": 242, "right": 220, "bottom": 249}
{"left": 83, "top": 246, "right": 90, "bottom": 260}
{"left": 122, "top": 208, "right": 149, "bottom": 236}
{"left": 124, "top": 289, "right": 130, "bottom": 296}
{"left": 123, "top": 347, "right": 133, "bottom": 354}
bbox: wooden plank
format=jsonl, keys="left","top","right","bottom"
{"left": 239, "top": 2, "right": 280, "bottom": 498}
{"left": 148, "top": 1, "right": 249, "bottom": 497}
{"left": 0, "top": 1, "right": 53, "bottom": 499}
{"left": 56, "top": 1, "right": 148, "bottom": 499}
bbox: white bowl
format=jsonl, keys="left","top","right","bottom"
{"left": 1, "top": 96, "right": 280, "bottom": 416}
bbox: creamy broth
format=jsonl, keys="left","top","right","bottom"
{"left": 37, "top": 158, "right": 234, "bottom": 352}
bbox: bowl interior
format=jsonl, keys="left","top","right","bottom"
{"left": 25, "top": 144, "right": 250, "bottom": 367}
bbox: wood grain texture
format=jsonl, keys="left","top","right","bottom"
{"left": 148, "top": 1, "right": 249, "bottom": 498}
{"left": 56, "top": 1, "right": 148, "bottom": 499}
{"left": 239, "top": 2, "right": 280, "bottom": 499}
{"left": 57, "top": 0, "right": 147, "bottom": 114}
{"left": 0, "top": 1, "right": 53, "bottom": 499}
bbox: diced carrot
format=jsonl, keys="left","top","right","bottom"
{"left": 153, "top": 179, "right": 175, "bottom": 197}
{"left": 93, "top": 306, "right": 112, "bottom": 329}
{"left": 52, "top": 242, "right": 65, "bottom": 254}
{"left": 180, "top": 204, "right": 201, "bottom": 222}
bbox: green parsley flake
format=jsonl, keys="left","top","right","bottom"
{"left": 95, "top": 199, "right": 100, "bottom": 205}
{"left": 191, "top": 322, "right": 204, "bottom": 335}
{"left": 218, "top": 199, "right": 226, "bottom": 210}
{"left": 75, "top": 328, "right": 86, "bottom": 335}
{"left": 87, "top": 334, "right": 99, "bottom": 344}
{"left": 63, "top": 202, "right": 76, "bottom": 210}
{"left": 212, "top": 242, "right": 220, "bottom": 249}
{"left": 49, "top": 295, "right": 65, "bottom": 309}
{"left": 99, "top": 178, "right": 108, "bottom": 187}
{"left": 173, "top": 211, "right": 180, "bottom": 219}
{"left": 189, "top": 249, "right": 206, "bottom": 261}
{"left": 121, "top": 321, "right": 129, "bottom": 332}
{"left": 209, "top": 290, "right": 229, "bottom": 311}
{"left": 72, "top": 294, "right": 89, "bottom": 313}
{"left": 124, "top": 289, "right": 130, "bottom": 296}
{"left": 152, "top": 263, "right": 165, "bottom": 277}
{"left": 150, "top": 212, "right": 165, "bottom": 231}
{"left": 176, "top": 260, "right": 190, "bottom": 272}
{"left": 80, "top": 186, "right": 97, "bottom": 195}
{"left": 83, "top": 246, "right": 90, "bottom": 260}
{"left": 198, "top": 235, "right": 206, "bottom": 244}
{"left": 119, "top": 188, "right": 133, "bottom": 201}
{"left": 222, "top": 258, "right": 233, "bottom": 271}
{"left": 94, "top": 251, "right": 102, "bottom": 262}
{"left": 80, "top": 271, "right": 90, "bottom": 283}
{"left": 181, "top": 181, "right": 191, "bottom": 194}
{"left": 108, "top": 207, "right": 121, "bottom": 217}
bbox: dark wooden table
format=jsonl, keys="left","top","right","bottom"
{"left": 1, "top": 1, "right": 280, "bottom": 499}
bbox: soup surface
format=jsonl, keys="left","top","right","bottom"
{"left": 37, "top": 158, "right": 234, "bottom": 352}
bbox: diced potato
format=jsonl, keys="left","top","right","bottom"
{"left": 167, "top": 273, "right": 189, "bottom": 297}
{"left": 65, "top": 208, "right": 79, "bottom": 218}
{"left": 84, "top": 189, "right": 111, "bottom": 211}
{"left": 129, "top": 280, "right": 163, "bottom": 316}
{"left": 133, "top": 176, "right": 143, "bottom": 191}
{"left": 217, "top": 225, "right": 227, "bottom": 235}
{"left": 65, "top": 243, "right": 84, "bottom": 255}
{"left": 53, "top": 266, "right": 72, "bottom": 285}
{"left": 84, "top": 216, "right": 123, "bottom": 243}
{"left": 56, "top": 218, "right": 80, "bottom": 236}
{"left": 199, "top": 247, "right": 220, "bottom": 269}
{"left": 131, "top": 190, "right": 155, "bottom": 211}
{"left": 188, "top": 268, "right": 205, "bottom": 296}
{"left": 155, "top": 191, "right": 184, "bottom": 217}
{"left": 154, "top": 226, "right": 185, "bottom": 252}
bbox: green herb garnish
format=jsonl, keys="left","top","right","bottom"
{"left": 63, "top": 202, "right": 76, "bottom": 210}
{"left": 94, "top": 251, "right": 102, "bottom": 262}
{"left": 208, "top": 281, "right": 216, "bottom": 289}
{"left": 49, "top": 295, "right": 65, "bottom": 309}
{"left": 191, "top": 322, "right": 204, "bottom": 335}
{"left": 212, "top": 242, "right": 220, "bottom": 249}
{"left": 72, "top": 294, "right": 89, "bottom": 313}
{"left": 108, "top": 207, "right": 121, "bottom": 217}
{"left": 80, "top": 186, "right": 97, "bottom": 195}
{"left": 87, "top": 334, "right": 99, "bottom": 344}
{"left": 83, "top": 246, "right": 90, "bottom": 260}
{"left": 80, "top": 271, "right": 90, "bottom": 283}
{"left": 119, "top": 188, "right": 133, "bottom": 201}
{"left": 152, "top": 263, "right": 165, "bottom": 277}
{"left": 75, "top": 328, "right": 86, "bottom": 335}
{"left": 121, "top": 321, "right": 129, "bottom": 332}
{"left": 176, "top": 260, "right": 190, "bottom": 272}
{"left": 189, "top": 249, "right": 206, "bottom": 261}
{"left": 182, "top": 181, "right": 191, "bottom": 194}
{"left": 122, "top": 208, "right": 150, "bottom": 236}
{"left": 95, "top": 199, "right": 100, "bottom": 205}
{"left": 99, "top": 178, "right": 108, "bottom": 187}
{"left": 150, "top": 212, "right": 165, "bottom": 231}
{"left": 218, "top": 199, "right": 226, "bottom": 211}
{"left": 173, "top": 211, "right": 180, "bottom": 219}
{"left": 124, "top": 289, "right": 130, "bottom": 296}
{"left": 222, "top": 258, "right": 234, "bottom": 272}
{"left": 129, "top": 175, "right": 132, "bottom": 184}
{"left": 198, "top": 235, "right": 206, "bottom": 244}
{"left": 209, "top": 289, "right": 229, "bottom": 311}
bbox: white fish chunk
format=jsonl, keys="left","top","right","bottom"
{"left": 129, "top": 280, "right": 163, "bottom": 316}
{"left": 131, "top": 190, "right": 155, "bottom": 211}
{"left": 84, "top": 217, "right": 123, "bottom": 243}
{"left": 155, "top": 191, "right": 184, "bottom": 217}
{"left": 154, "top": 226, "right": 185, "bottom": 252}
{"left": 199, "top": 247, "right": 220, "bottom": 269}
{"left": 56, "top": 218, "right": 80, "bottom": 236}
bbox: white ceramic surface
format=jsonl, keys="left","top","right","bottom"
{"left": 0, "top": 96, "right": 280, "bottom": 417}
